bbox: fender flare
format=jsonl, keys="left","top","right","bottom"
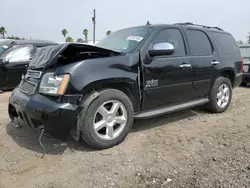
{"left": 70, "top": 91, "right": 100, "bottom": 141}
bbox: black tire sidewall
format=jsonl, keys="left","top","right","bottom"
{"left": 208, "top": 77, "right": 232, "bottom": 113}
{"left": 81, "top": 89, "right": 134, "bottom": 149}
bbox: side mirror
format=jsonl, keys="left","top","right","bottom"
{"left": 148, "top": 43, "right": 174, "bottom": 57}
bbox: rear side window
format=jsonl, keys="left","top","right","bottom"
{"left": 212, "top": 32, "right": 239, "bottom": 55}
{"left": 187, "top": 30, "right": 213, "bottom": 56}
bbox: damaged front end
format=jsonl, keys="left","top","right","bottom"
{"left": 29, "top": 43, "right": 121, "bottom": 69}
{"left": 8, "top": 43, "right": 122, "bottom": 142}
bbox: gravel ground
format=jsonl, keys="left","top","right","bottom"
{"left": 1, "top": 87, "right": 250, "bottom": 188}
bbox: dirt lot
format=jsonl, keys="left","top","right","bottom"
{"left": 1, "top": 87, "right": 250, "bottom": 188}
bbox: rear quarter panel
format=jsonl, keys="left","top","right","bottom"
{"left": 207, "top": 30, "right": 243, "bottom": 88}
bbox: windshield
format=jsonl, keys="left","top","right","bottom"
{"left": 0, "top": 45, "right": 9, "bottom": 55}
{"left": 1, "top": 45, "right": 33, "bottom": 62}
{"left": 96, "top": 27, "right": 152, "bottom": 53}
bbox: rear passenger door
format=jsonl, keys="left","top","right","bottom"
{"left": 185, "top": 29, "right": 219, "bottom": 98}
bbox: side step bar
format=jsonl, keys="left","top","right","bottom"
{"left": 134, "top": 98, "right": 209, "bottom": 119}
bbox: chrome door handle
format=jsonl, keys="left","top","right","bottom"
{"left": 180, "top": 64, "right": 192, "bottom": 68}
{"left": 211, "top": 61, "right": 220, "bottom": 65}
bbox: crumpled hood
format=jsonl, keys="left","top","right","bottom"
{"left": 29, "top": 43, "right": 121, "bottom": 69}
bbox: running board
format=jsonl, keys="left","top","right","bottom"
{"left": 134, "top": 98, "right": 209, "bottom": 119}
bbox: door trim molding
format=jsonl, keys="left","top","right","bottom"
{"left": 145, "top": 82, "right": 192, "bottom": 90}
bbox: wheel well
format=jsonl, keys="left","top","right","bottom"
{"left": 220, "top": 71, "right": 235, "bottom": 87}
{"left": 84, "top": 83, "right": 139, "bottom": 112}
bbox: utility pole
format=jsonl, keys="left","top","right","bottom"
{"left": 146, "top": 21, "right": 151, "bottom": 26}
{"left": 92, "top": 9, "right": 96, "bottom": 44}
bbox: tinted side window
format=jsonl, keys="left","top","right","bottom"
{"left": 187, "top": 30, "right": 213, "bottom": 56}
{"left": 212, "top": 32, "right": 239, "bottom": 55}
{"left": 152, "top": 29, "right": 186, "bottom": 56}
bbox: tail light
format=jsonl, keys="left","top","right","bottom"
{"left": 240, "top": 57, "right": 244, "bottom": 73}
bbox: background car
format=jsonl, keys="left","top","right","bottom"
{"left": 239, "top": 44, "right": 250, "bottom": 86}
{"left": 241, "top": 61, "right": 250, "bottom": 86}
{"left": 0, "top": 40, "right": 58, "bottom": 90}
{"left": 0, "top": 39, "right": 16, "bottom": 55}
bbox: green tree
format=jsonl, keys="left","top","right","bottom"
{"left": 83, "top": 29, "right": 88, "bottom": 42}
{"left": 106, "top": 30, "right": 111, "bottom": 36}
{"left": 76, "top": 38, "right": 84, "bottom": 43}
{"left": 61, "top": 29, "right": 68, "bottom": 39}
{"left": 66, "top": 36, "right": 74, "bottom": 42}
{"left": 0, "top": 27, "right": 7, "bottom": 39}
{"left": 7, "top": 35, "right": 21, "bottom": 40}
{"left": 237, "top": 40, "right": 244, "bottom": 45}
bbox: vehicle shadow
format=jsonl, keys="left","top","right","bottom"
{"left": 131, "top": 107, "right": 205, "bottom": 132}
{"left": 6, "top": 107, "right": 206, "bottom": 155}
{"left": 1, "top": 88, "right": 14, "bottom": 93}
{"left": 6, "top": 121, "right": 93, "bottom": 156}
{"left": 240, "top": 84, "right": 250, "bottom": 88}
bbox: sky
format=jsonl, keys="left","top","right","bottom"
{"left": 1, "top": 0, "right": 250, "bottom": 43}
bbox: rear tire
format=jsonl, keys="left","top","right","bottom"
{"left": 81, "top": 89, "right": 134, "bottom": 149}
{"left": 206, "top": 77, "right": 232, "bottom": 113}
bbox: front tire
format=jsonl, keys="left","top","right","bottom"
{"left": 81, "top": 89, "right": 134, "bottom": 149}
{"left": 206, "top": 77, "right": 232, "bottom": 113}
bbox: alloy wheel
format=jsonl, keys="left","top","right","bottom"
{"left": 217, "top": 84, "right": 230, "bottom": 108}
{"left": 93, "top": 100, "right": 128, "bottom": 140}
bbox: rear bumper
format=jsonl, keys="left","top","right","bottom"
{"left": 242, "top": 73, "right": 250, "bottom": 83}
{"left": 234, "top": 73, "right": 243, "bottom": 88}
{"left": 8, "top": 88, "right": 80, "bottom": 140}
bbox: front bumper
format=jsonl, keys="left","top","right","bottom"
{"left": 8, "top": 88, "right": 80, "bottom": 140}
{"left": 242, "top": 73, "right": 250, "bottom": 83}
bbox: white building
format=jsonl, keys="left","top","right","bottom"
{"left": 239, "top": 44, "right": 250, "bottom": 63}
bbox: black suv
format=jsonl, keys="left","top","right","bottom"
{"left": 8, "top": 23, "right": 243, "bottom": 149}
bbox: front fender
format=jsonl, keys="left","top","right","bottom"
{"left": 56, "top": 52, "right": 141, "bottom": 111}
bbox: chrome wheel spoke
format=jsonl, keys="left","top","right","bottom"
{"left": 223, "top": 87, "right": 229, "bottom": 95}
{"left": 217, "top": 99, "right": 222, "bottom": 106}
{"left": 98, "top": 105, "right": 109, "bottom": 119}
{"left": 114, "top": 116, "right": 126, "bottom": 124}
{"left": 106, "top": 126, "right": 114, "bottom": 138}
{"left": 94, "top": 120, "right": 106, "bottom": 131}
{"left": 225, "top": 95, "right": 229, "bottom": 101}
{"left": 218, "top": 86, "right": 224, "bottom": 93}
{"left": 110, "top": 102, "right": 120, "bottom": 115}
{"left": 217, "top": 91, "right": 223, "bottom": 98}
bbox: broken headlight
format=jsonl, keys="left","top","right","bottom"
{"left": 39, "top": 73, "right": 70, "bottom": 95}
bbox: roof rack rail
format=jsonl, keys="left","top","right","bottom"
{"left": 174, "top": 22, "right": 224, "bottom": 31}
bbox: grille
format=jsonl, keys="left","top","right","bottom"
{"left": 26, "top": 70, "right": 42, "bottom": 79}
{"left": 19, "top": 80, "right": 37, "bottom": 95}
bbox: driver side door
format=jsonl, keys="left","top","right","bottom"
{"left": 142, "top": 28, "right": 194, "bottom": 109}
